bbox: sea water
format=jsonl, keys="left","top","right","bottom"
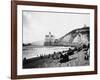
{"left": 22, "top": 46, "right": 72, "bottom": 59}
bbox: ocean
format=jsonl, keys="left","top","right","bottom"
{"left": 22, "top": 46, "right": 72, "bottom": 59}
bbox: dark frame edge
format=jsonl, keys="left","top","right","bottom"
{"left": 14, "top": 1, "right": 97, "bottom": 9}
{"left": 17, "top": 71, "right": 96, "bottom": 79}
{"left": 11, "top": 1, "right": 17, "bottom": 79}
{"left": 94, "top": 6, "right": 98, "bottom": 74}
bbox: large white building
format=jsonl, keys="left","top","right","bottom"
{"left": 44, "top": 32, "right": 55, "bottom": 46}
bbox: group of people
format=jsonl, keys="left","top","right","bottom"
{"left": 46, "top": 44, "right": 90, "bottom": 63}
{"left": 39, "top": 47, "right": 78, "bottom": 63}
{"left": 23, "top": 44, "right": 90, "bottom": 66}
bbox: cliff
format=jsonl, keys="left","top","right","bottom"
{"left": 55, "top": 27, "right": 90, "bottom": 46}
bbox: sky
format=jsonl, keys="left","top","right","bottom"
{"left": 22, "top": 11, "right": 90, "bottom": 43}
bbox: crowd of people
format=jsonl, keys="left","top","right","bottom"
{"left": 23, "top": 44, "right": 90, "bottom": 66}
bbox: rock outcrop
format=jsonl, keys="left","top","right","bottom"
{"left": 56, "top": 27, "right": 89, "bottom": 46}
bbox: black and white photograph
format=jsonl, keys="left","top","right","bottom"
{"left": 11, "top": 1, "right": 97, "bottom": 79}
{"left": 22, "top": 11, "right": 90, "bottom": 69}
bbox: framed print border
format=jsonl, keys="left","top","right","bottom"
{"left": 11, "top": 1, "right": 97, "bottom": 79}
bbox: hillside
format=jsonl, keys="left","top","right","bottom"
{"left": 56, "top": 27, "right": 90, "bottom": 46}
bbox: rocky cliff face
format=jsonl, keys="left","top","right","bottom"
{"left": 57, "top": 27, "right": 89, "bottom": 46}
